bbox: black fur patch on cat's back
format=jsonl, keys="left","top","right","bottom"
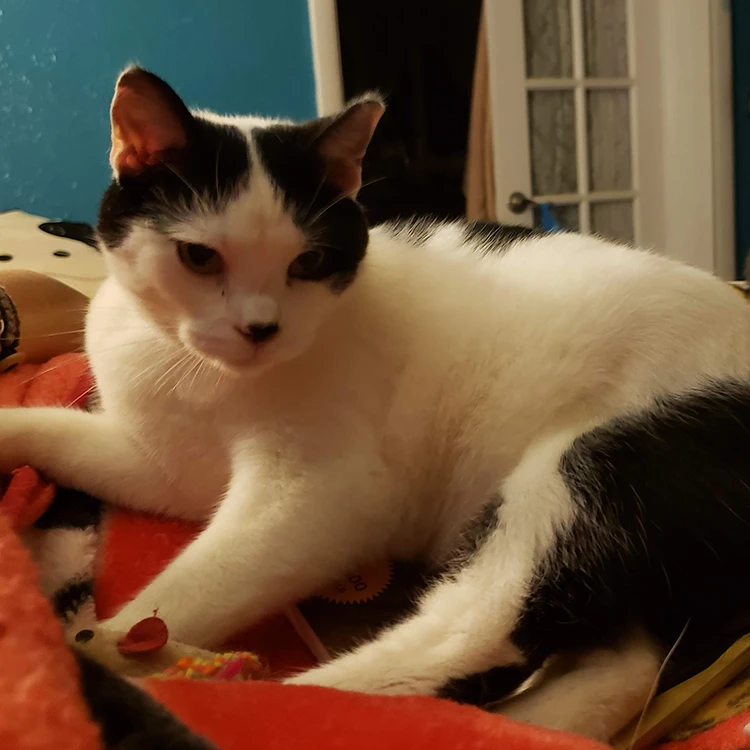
{"left": 509, "top": 381, "right": 750, "bottom": 686}
{"left": 98, "top": 118, "right": 250, "bottom": 248}
{"left": 443, "top": 382, "right": 750, "bottom": 707}
{"left": 254, "top": 123, "right": 369, "bottom": 293}
{"left": 464, "top": 221, "right": 541, "bottom": 253}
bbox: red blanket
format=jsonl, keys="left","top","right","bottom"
{"left": 1, "top": 354, "right": 746, "bottom": 749}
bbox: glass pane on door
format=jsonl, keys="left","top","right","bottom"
{"left": 587, "top": 90, "right": 632, "bottom": 191}
{"left": 524, "top": 0, "right": 573, "bottom": 78}
{"left": 582, "top": 0, "right": 629, "bottom": 77}
{"left": 591, "top": 201, "right": 634, "bottom": 243}
{"left": 528, "top": 90, "right": 577, "bottom": 195}
{"left": 555, "top": 204, "right": 580, "bottom": 231}
{"left": 516, "top": 0, "right": 637, "bottom": 241}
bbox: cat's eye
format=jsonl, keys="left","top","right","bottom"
{"left": 177, "top": 242, "right": 224, "bottom": 275}
{"left": 288, "top": 249, "right": 325, "bottom": 280}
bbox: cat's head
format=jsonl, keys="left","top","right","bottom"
{"left": 97, "top": 67, "right": 383, "bottom": 374}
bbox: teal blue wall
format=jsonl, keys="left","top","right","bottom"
{"left": 0, "top": 1, "right": 316, "bottom": 222}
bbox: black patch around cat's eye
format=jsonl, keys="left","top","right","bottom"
{"left": 98, "top": 118, "right": 250, "bottom": 250}
{"left": 254, "top": 124, "right": 369, "bottom": 294}
{"left": 177, "top": 242, "right": 224, "bottom": 275}
{"left": 288, "top": 249, "right": 326, "bottom": 281}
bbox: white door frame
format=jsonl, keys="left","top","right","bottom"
{"left": 308, "top": 0, "right": 345, "bottom": 116}
{"left": 652, "top": 0, "right": 734, "bottom": 277}
{"left": 309, "top": 0, "right": 735, "bottom": 277}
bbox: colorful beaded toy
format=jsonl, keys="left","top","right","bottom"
{"left": 154, "top": 651, "right": 263, "bottom": 681}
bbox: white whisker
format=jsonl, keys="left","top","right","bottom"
{"left": 300, "top": 176, "right": 326, "bottom": 224}
{"left": 64, "top": 383, "right": 99, "bottom": 409}
{"left": 309, "top": 177, "right": 387, "bottom": 226}
{"left": 627, "top": 620, "right": 691, "bottom": 750}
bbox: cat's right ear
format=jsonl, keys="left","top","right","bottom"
{"left": 311, "top": 95, "right": 385, "bottom": 197}
{"left": 109, "top": 67, "right": 194, "bottom": 178}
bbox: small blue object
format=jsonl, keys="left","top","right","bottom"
{"left": 539, "top": 203, "right": 563, "bottom": 232}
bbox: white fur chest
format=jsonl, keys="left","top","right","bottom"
{"left": 85, "top": 279, "right": 234, "bottom": 518}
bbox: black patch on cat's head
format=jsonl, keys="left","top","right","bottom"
{"left": 98, "top": 69, "right": 382, "bottom": 296}
{"left": 97, "top": 68, "right": 250, "bottom": 249}
{"left": 254, "top": 97, "right": 383, "bottom": 294}
{"left": 98, "top": 118, "right": 250, "bottom": 249}
{"left": 254, "top": 123, "right": 369, "bottom": 293}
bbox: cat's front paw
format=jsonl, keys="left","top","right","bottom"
{"left": 0, "top": 408, "right": 32, "bottom": 472}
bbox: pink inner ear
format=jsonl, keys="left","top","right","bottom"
{"left": 318, "top": 100, "right": 384, "bottom": 196}
{"left": 110, "top": 74, "right": 188, "bottom": 176}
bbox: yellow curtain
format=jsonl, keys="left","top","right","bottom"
{"left": 464, "top": 9, "right": 497, "bottom": 221}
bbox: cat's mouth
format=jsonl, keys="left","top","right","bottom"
{"left": 181, "top": 329, "right": 263, "bottom": 371}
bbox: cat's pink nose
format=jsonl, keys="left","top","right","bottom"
{"left": 236, "top": 322, "right": 280, "bottom": 344}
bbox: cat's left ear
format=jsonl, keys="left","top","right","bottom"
{"left": 313, "top": 95, "right": 385, "bottom": 197}
{"left": 109, "top": 66, "right": 194, "bottom": 178}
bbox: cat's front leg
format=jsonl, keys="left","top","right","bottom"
{"left": 284, "top": 554, "right": 527, "bottom": 697}
{"left": 105, "top": 450, "right": 391, "bottom": 647}
{"left": 286, "top": 431, "right": 580, "bottom": 698}
{"left": 283, "top": 480, "right": 546, "bottom": 696}
{"left": 0, "top": 407, "right": 176, "bottom": 512}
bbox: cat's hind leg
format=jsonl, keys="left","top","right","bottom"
{"left": 286, "top": 430, "right": 582, "bottom": 696}
{"left": 495, "top": 629, "right": 663, "bottom": 742}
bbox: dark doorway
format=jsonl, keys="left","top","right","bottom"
{"left": 337, "top": 0, "right": 483, "bottom": 225}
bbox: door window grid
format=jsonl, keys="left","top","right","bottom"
{"left": 522, "top": 0, "right": 636, "bottom": 244}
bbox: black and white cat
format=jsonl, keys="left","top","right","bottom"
{"left": 3, "top": 68, "right": 750, "bottom": 741}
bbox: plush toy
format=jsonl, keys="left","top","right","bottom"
{"left": 0, "top": 431, "right": 264, "bottom": 684}
{"left": 69, "top": 614, "right": 264, "bottom": 681}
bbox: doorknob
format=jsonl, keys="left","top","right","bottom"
{"left": 508, "top": 191, "right": 536, "bottom": 214}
